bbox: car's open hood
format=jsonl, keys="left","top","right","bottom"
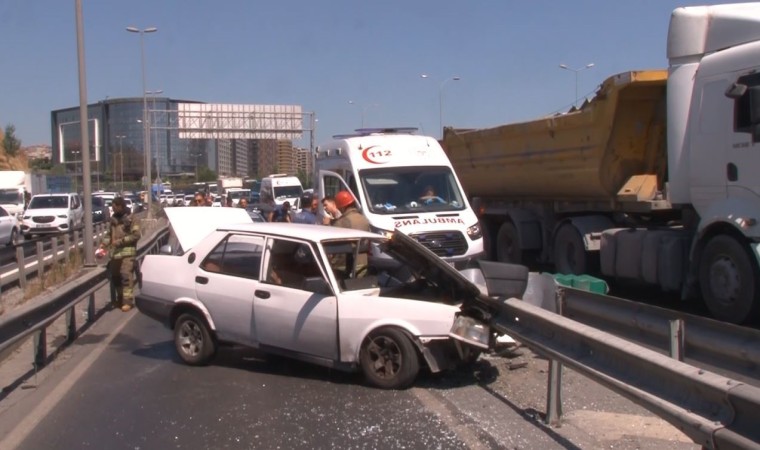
{"left": 165, "top": 208, "right": 252, "bottom": 251}
{"left": 385, "top": 230, "right": 482, "bottom": 300}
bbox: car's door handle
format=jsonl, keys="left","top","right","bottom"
{"left": 195, "top": 276, "right": 209, "bottom": 285}
{"left": 254, "top": 290, "right": 270, "bottom": 299}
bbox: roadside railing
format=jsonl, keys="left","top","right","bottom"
{"left": 495, "top": 273, "right": 760, "bottom": 450}
{"left": 0, "top": 218, "right": 169, "bottom": 370}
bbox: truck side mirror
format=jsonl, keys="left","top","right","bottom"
{"left": 725, "top": 82, "right": 747, "bottom": 99}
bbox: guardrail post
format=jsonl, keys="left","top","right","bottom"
{"left": 16, "top": 245, "right": 26, "bottom": 290}
{"left": 66, "top": 306, "right": 77, "bottom": 342}
{"left": 36, "top": 240, "right": 45, "bottom": 289}
{"left": 52, "top": 236, "right": 59, "bottom": 265}
{"left": 88, "top": 292, "right": 96, "bottom": 323}
{"left": 63, "top": 233, "right": 71, "bottom": 264}
{"left": 670, "top": 319, "right": 685, "bottom": 361}
{"left": 73, "top": 230, "right": 80, "bottom": 252}
{"left": 546, "top": 360, "right": 563, "bottom": 426}
{"left": 545, "top": 288, "right": 565, "bottom": 426}
{"left": 34, "top": 328, "right": 47, "bottom": 368}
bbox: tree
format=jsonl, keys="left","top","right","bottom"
{"left": 2, "top": 124, "right": 21, "bottom": 156}
{"left": 197, "top": 165, "right": 217, "bottom": 182}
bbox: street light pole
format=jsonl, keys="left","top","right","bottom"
{"left": 146, "top": 89, "right": 163, "bottom": 183}
{"left": 116, "top": 135, "right": 125, "bottom": 192}
{"left": 559, "top": 63, "right": 594, "bottom": 107}
{"left": 420, "top": 74, "right": 461, "bottom": 137}
{"left": 347, "top": 100, "right": 378, "bottom": 128}
{"left": 126, "top": 25, "right": 157, "bottom": 217}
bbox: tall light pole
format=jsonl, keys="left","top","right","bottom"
{"left": 126, "top": 25, "right": 157, "bottom": 217}
{"left": 559, "top": 63, "right": 594, "bottom": 108}
{"left": 347, "top": 100, "right": 378, "bottom": 128}
{"left": 75, "top": 0, "right": 94, "bottom": 265}
{"left": 116, "top": 135, "right": 125, "bottom": 192}
{"left": 146, "top": 89, "right": 163, "bottom": 183}
{"left": 420, "top": 74, "right": 461, "bottom": 137}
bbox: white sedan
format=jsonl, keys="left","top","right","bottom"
{"left": 137, "top": 208, "right": 517, "bottom": 389}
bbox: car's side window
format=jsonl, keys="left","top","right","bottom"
{"left": 200, "top": 234, "right": 264, "bottom": 279}
{"left": 264, "top": 238, "right": 328, "bottom": 293}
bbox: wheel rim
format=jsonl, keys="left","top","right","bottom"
{"left": 709, "top": 255, "right": 741, "bottom": 305}
{"left": 366, "top": 336, "right": 402, "bottom": 379}
{"left": 178, "top": 320, "right": 204, "bottom": 356}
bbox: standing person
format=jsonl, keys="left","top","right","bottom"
{"left": 332, "top": 191, "right": 370, "bottom": 231}
{"left": 272, "top": 201, "right": 292, "bottom": 223}
{"left": 237, "top": 198, "right": 249, "bottom": 209}
{"left": 192, "top": 192, "right": 207, "bottom": 206}
{"left": 98, "top": 197, "right": 141, "bottom": 312}
{"left": 293, "top": 195, "right": 319, "bottom": 224}
{"left": 321, "top": 196, "right": 342, "bottom": 225}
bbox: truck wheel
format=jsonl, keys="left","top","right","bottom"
{"left": 496, "top": 222, "right": 522, "bottom": 264}
{"left": 554, "top": 224, "right": 588, "bottom": 275}
{"left": 360, "top": 327, "right": 419, "bottom": 389}
{"left": 699, "top": 235, "right": 760, "bottom": 324}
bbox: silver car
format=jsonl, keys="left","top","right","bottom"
{"left": 137, "top": 208, "right": 514, "bottom": 389}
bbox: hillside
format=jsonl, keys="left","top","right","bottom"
{"left": 0, "top": 129, "right": 30, "bottom": 171}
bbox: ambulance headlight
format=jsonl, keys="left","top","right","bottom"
{"left": 466, "top": 223, "right": 482, "bottom": 240}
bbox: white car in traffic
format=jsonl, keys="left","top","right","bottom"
{"left": 136, "top": 208, "right": 518, "bottom": 389}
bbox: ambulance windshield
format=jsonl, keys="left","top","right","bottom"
{"left": 360, "top": 166, "right": 466, "bottom": 214}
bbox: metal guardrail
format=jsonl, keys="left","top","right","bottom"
{"left": 0, "top": 218, "right": 169, "bottom": 367}
{"left": 497, "top": 274, "right": 760, "bottom": 450}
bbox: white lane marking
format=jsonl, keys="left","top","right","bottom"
{"left": 0, "top": 312, "right": 137, "bottom": 450}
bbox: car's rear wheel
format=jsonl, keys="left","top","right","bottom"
{"left": 174, "top": 313, "right": 216, "bottom": 365}
{"left": 360, "top": 327, "right": 419, "bottom": 389}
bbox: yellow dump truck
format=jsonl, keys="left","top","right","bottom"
{"left": 442, "top": 4, "right": 760, "bottom": 324}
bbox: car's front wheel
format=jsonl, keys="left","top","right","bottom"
{"left": 360, "top": 327, "right": 419, "bottom": 389}
{"left": 7, "top": 228, "right": 17, "bottom": 246}
{"left": 174, "top": 313, "right": 216, "bottom": 365}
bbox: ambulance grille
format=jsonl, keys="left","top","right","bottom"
{"left": 410, "top": 231, "right": 467, "bottom": 257}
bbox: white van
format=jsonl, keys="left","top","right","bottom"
{"left": 315, "top": 128, "right": 484, "bottom": 268}
{"left": 259, "top": 174, "right": 304, "bottom": 208}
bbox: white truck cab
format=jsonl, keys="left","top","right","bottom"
{"left": 315, "top": 128, "right": 484, "bottom": 268}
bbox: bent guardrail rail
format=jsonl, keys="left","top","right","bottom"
{"left": 498, "top": 276, "right": 760, "bottom": 450}
{"left": 0, "top": 218, "right": 169, "bottom": 368}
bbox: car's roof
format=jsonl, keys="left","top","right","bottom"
{"left": 219, "top": 222, "right": 380, "bottom": 241}
{"left": 165, "top": 208, "right": 380, "bottom": 250}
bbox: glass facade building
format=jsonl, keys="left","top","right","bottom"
{"left": 51, "top": 97, "right": 216, "bottom": 188}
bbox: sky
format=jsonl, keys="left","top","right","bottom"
{"left": 0, "top": 0, "right": 752, "bottom": 146}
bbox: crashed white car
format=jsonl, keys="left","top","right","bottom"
{"left": 137, "top": 208, "right": 525, "bottom": 389}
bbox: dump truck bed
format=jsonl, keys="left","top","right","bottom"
{"left": 442, "top": 71, "right": 669, "bottom": 204}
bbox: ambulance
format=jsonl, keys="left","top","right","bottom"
{"left": 315, "top": 128, "right": 484, "bottom": 268}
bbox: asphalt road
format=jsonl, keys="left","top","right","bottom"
{"left": 0, "top": 284, "right": 701, "bottom": 450}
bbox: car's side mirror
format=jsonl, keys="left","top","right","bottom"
{"left": 159, "top": 244, "right": 173, "bottom": 255}
{"left": 303, "top": 277, "right": 332, "bottom": 295}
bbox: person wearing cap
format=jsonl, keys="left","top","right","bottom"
{"left": 98, "top": 197, "right": 141, "bottom": 312}
{"left": 332, "top": 190, "right": 370, "bottom": 232}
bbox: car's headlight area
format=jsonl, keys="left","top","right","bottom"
{"left": 449, "top": 315, "right": 490, "bottom": 349}
{"left": 22, "top": 215, "right": 30, "bottom": 220}
{"left": 466, "top": 223, "right": 482, "bottom": 240}
{"left": 57, "top": 214, "right": 68, "bottom": 219}
{"left": 370, "top": 225, "right": 393, "bottom": 238}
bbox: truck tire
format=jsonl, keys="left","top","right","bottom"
{"left": 554, "top": 224, "right": 588, "bottom": 275}
{"left": 496, "top": 222, "right": 522, "bottom": 264}
{"left": 699, "top": 235, "right": 760, "bottom": 324}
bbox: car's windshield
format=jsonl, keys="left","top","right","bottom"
{"left": 29, "top": 196, "right": 68, "bottom": 209}
{"left": 228, "top": 189, "right": 251, "bottom": 200}
{"left": 360, "top": 166, "right": 465, "bottom": 214}
{"left": 273, "top": 185, "right": 303, "bottom": 199}
{"left": 0, "top": 189, "right": 20, "bottom": 204}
